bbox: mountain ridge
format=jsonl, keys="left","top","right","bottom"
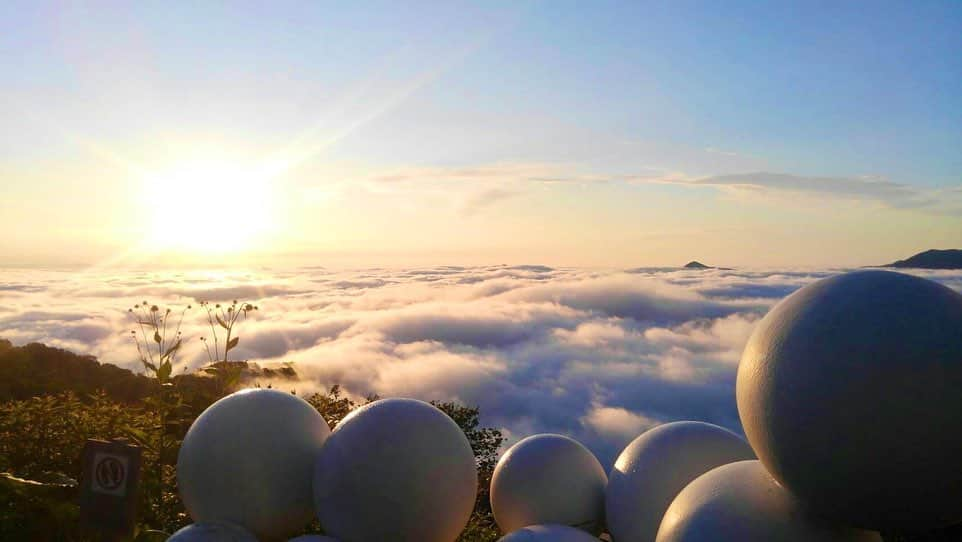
{"left": 882, "top": 249, "right": 962, "bottom": 270}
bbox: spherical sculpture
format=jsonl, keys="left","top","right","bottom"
{"left": 606, "top": 421, "right": 755, "bottom": 542}
{"left": 490, "top": 434, "right": 607, "bottom": 534}
{"left": 166, "top": 521, "right": 259, "bottom": 542}
{"left": 177, "top": 389, "right": 332, "bottom": 541}
{"left": 314, "top": 398, "right": 477, "bottom": 542}
{"left": 498, "top": 524, "right": 602, "bottom": 541}
{"left": 655, "top": 460, "right": 881, "bottom": 542}
{"left": 737, "top": 270, "right": 962, "bottom": 531}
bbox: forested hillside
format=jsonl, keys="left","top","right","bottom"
{"left": 0, "top": 339, "right": 502, "bottom": 541}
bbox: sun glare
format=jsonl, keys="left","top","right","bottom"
{"left": 142, "top": 161, "right": 274, "bottom": 254}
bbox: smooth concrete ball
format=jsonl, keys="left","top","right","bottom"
{"left": 498, "top": 524, "right": 601, "bottom": 541}
{"left": 314, "top": 398, "right": 477, "bottom": 542}
{"left": 178, "top": 389, "right": 332, "bottom": 542}
{"left": 655, "top": 460, "right": 882, "bottom": 542}
{"left": 490, "top": 434, "right": 607, "bottom": 534}
{"left": 606, "top": 421, "right": 756, "bottom": 542}
{"left": 737, "top": 270, "right": 962, "bottom": 531}
{"left": 166, "top": 521, "right": 259, "bottom": 542}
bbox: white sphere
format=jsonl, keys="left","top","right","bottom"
{"left": 498, "top": 524, "right": 600, "bottom": 541}
{"left": 655, "top": 460, "right": 882, "bottom": 542}
{"left": 606, "top": 421, "right": 755, "bottom": 542}
{"left": 178, "top": 389, "right": 331, "bottom": 541}
{"left": 314, "top": 398, "right": 477, "bottom": 542}
{"left": 166, "top": 521, "right": 259, "bottom": 542}
{"left": 737, "top": 270, "right": 962, "bottom": 531}
{"left": 490, "top": 434, "right": 607, "bottom": 534}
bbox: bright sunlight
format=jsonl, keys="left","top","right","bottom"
{"left": 141, "top": 161, "right": 274, "bottom": 254}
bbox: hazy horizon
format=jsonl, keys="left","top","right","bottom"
{"left": 3, "top": 2, "right": 961, "bottom": 269}
{"left": 2, "top": 247, "right": 959, "bottom": 271}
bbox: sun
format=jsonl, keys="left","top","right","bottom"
{"left": 141, "top": 161, "right": 274, "bottom": 254}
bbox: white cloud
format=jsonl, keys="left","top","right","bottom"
{"left": 1, "top": 265, "right": 960, "bottom": 467}
{"left": 582, "top": 404, "right": 661, "bottom": 442}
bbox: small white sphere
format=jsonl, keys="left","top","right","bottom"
{"left": 737, "top": 270, "right": 962, "bottom": 530}
{"left": 655, "top": 460, "right": 882, "bottom": 542}
{"left": 498, "top": 524, "right": 600, "bottom": 541}
{"left": 178, "top": 389, "right": 331, "bottom": 541}
{"left": 166, "top": 521, "right": 259, "bottom": 542}
{"left": 606, "top": 421, "right": 756, "bottom": 542}
{"left": 490, "top": 434, "right": 607, "bottom": 534}
{"left": 314, "top": 398, "right": 477, "bottom": 542}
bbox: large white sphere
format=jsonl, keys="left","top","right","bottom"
{"left": 498, "top": 524, "right": 600, "bottom": 541}
{"left": 737, "top": 270, "right": 962, "bottom": 531}
{"left": 166, "top": 521, "right": 259, "bottom": 542}
{"left": 314, "top": 398, "right": 477, "bottom": 542}
{"left": 490, "top": 434, "right": 607, "bottom": 534}
{"left": 606, "top": 421, "right": 755, "bottom": 542}
{"left": 178, "top": 389, "right": 331, "bottom": 541}
{"left": 655, "top": 460, "right": 882, "bottom": 542}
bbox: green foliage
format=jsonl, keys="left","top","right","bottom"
{"left": 0, "top": 391, "right": 168, "bottom": 540}
{"left": 0, "top": 472, "right": 80, "bottom": 541}
{"left": 198, "top": 300, "right": 258, "bottom": 363}
{"left": 128, "top": 302, "right": 190, "bottom": 385}
{"left": 0, "top": 339, "right": 506, "bottom": 541}
{"left": 304, "top": 384, "right": 379, "bottom": 428}
{"left": 0, "top": 392, "right": 150, "bottom": 478}
{"left": 199, "top": 360, "right": 247, "bottom": 397}
{"left": 294, "top": 392, "right": 505, "bottom": 542}
{"left": 431, "top": 401, "right": 504, "bottom": 542}
{"left": 0, "top": 341, "right": 154, "bottom": 402}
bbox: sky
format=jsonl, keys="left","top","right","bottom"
{"left": 2, "top": 264, "right": 961, "bottom": 467}
{"left": 1, "top": 1, "right": 961, "bottom": 267}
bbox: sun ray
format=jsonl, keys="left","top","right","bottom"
{"left": 17, "top": 103, "right": 150, "bottom": 178}
{"left": 263, "top": 25, "right": 507, "bottom": 180}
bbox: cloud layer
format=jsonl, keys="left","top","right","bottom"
{"left": 2, "top": 264, "right": 960, "bottom": 467}
{"left": 645, "top": 171, "right": 962, "bottom": 214}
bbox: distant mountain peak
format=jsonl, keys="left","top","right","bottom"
{"left": 684, "top": 261, "right": 711, "bottom": 269}
{"left": 883, "top": 249, "right": 962, "bottom": 269}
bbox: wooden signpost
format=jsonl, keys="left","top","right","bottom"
{"left": 79, "top": 437, "right": 142, "bottom": 540}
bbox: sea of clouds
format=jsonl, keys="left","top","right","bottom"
{"left": 2, "top": 264, "right": 960, "bottom": 467}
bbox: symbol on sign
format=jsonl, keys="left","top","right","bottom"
{"left": 81, "top": 440, "right": 141, "bottom": 535}
{"left": 95, "top": 456, "right": 126, "bottom": 491}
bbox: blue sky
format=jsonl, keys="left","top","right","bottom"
{"left": 1, "top": 1, "right": 960, "bottom": 267}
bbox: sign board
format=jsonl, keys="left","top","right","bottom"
{"left": 80, "top": 438, "right": 142, "bottom": 539}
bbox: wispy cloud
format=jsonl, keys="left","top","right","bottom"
{"left": 637, "top": 171, "right": 962, "bottom": 214}
{"left": 343, "top": 161, "right": 962, "bottom": 217}
{"left": 366, "top": 162, "right": 606, "bottom": 186}
{"left": 461, "top": 188, "right": 522, "bottom": 215}
{"left": 703, "top": 147, "right": 741, "bottom": 157}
